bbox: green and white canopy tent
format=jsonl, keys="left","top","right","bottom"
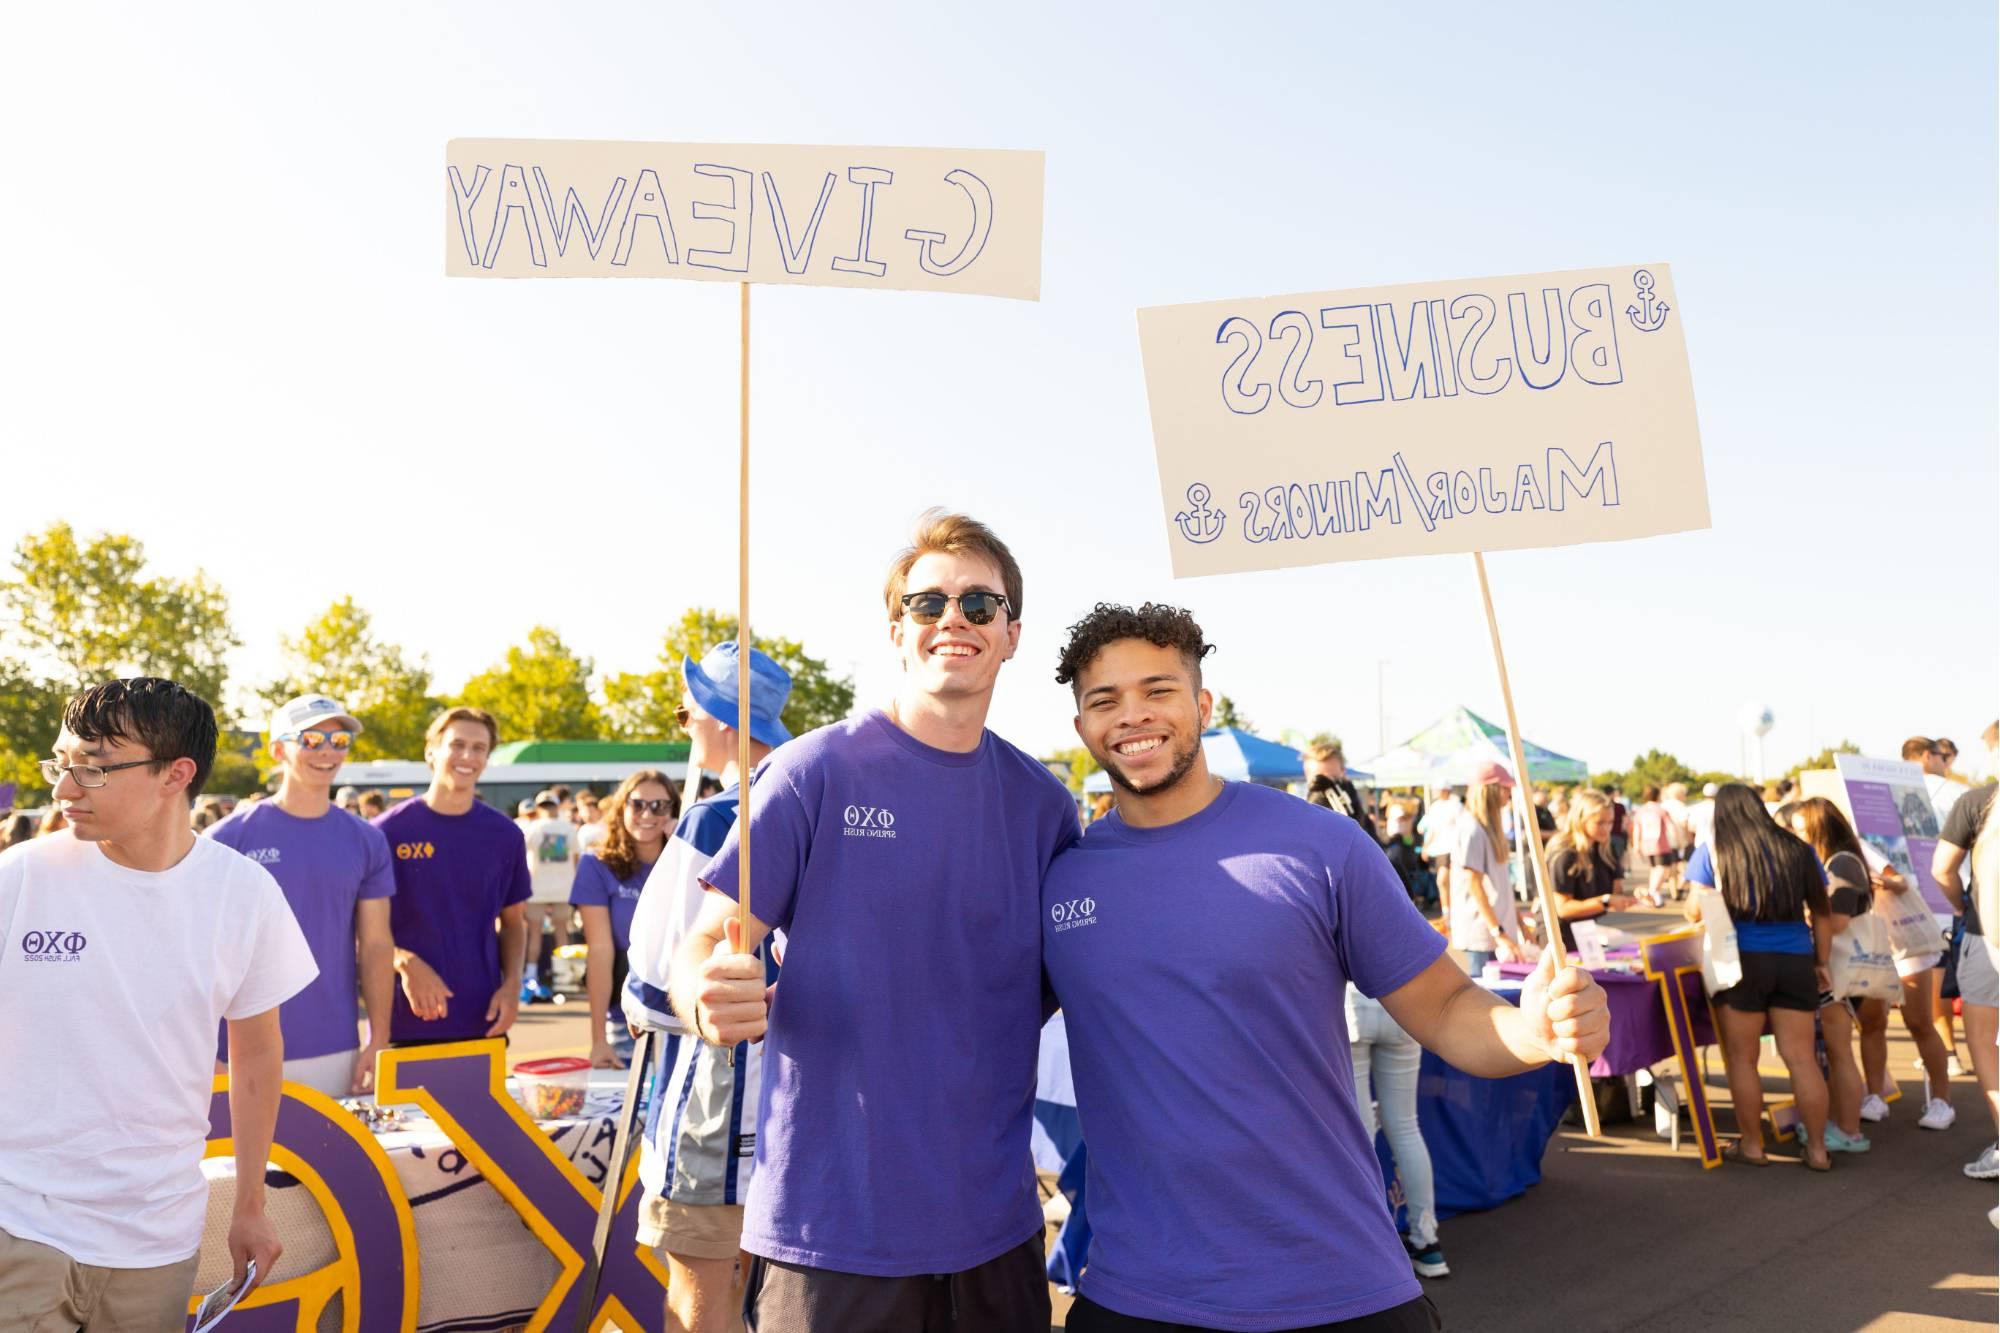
{"left": 1351, "top": 706, "right": 1588, "bottom": 788}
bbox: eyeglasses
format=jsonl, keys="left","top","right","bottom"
{"left": 281, "top": 730, "right": 354, "bottom": 752}
{"left": 899, "top": 590, "right": 1012, "bottom": 626}
{"left": 40, "top": 757, "right": 164, "bottom": 789}
{"left": 674, "top": 706, "right": 691, "bottom": 728}
{"left": 626, "top": 798, "right": 673, "bottom": 816}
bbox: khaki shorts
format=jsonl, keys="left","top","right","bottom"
{"left": 0, "top": 1226, "right": 199, "bottom": 1332}
{"left": 636, "top": 1192, "right": 745, "bottom": 1262}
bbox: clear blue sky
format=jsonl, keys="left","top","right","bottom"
{"left": 3, "top": 2, "right": 1993, "bottom": 775}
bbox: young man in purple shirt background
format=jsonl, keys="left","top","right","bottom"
{"left": 373, "top": 706, "right": 531, "bottom": 1045}
{"left": 1044, "top": 603, "right": 1610, "bottom": 1333}
{"left": 677, "top": 511, "right": 1079, "bottom": 1332}
{"left": 209, "top": 693, "right": 396, "bottom": 1095}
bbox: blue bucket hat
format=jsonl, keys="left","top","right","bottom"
{"left": 682, "top": 641, "right": 793, "bottom": 750}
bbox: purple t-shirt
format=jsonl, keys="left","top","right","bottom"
{"left": 372, "top": 798, "right": 531, "bottom": 1042}
{"left": 1043, "top": 782, "right": 1447, "bottom": 1330}
{"left": 207, "top": 803, "right": 395, "bottom": 1060}
{"left": 704, "top": 709, "right": 1081, "bottom": 1276}
{"left": 569, "top": 851, "right": 651, "bottom": 950}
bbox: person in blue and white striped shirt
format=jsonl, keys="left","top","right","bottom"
{"left": 623, "top": 641, "right": 790, "bottom": 1333}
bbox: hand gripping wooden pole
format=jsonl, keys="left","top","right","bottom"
{"left": 1472, "top": 551, "right": 1602, "bottom": 1138}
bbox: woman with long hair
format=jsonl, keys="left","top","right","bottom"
{"left": 570, "top": 769, "right": 679, "bottom": 1069}
{"left": 1548, "top": 789, "right": 1635, "bottom": 951}
{"left": 1790, "top": 798, "right": 1888, "bottom": 1151}
{"left": 1682, "top": 784, "right": 1833, "bottom": 1168}
{"left": 1447, "top": 762, "right": 1523, "bottom": 975}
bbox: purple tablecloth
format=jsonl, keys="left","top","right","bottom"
{"left": 1493, "top": 959, "right": 1714, "bottom": 1077}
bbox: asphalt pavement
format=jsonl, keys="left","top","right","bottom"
{"left": 512, "top": 899, "right": 2000, "bottom": 1331}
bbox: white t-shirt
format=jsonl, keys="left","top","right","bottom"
{"left": 0, "top": 833, "right": 317, "bottom": 1267}
{"left": 1418, "top": 798, "right": 1463, "bottom": 857}
{"left": 522, "top": 816, "right": 578, "bottom": 903}
{"left": 1686, "top": 799, "right": 1717, "bottom": 849}
{"left": 1448, "top": 816, "right": 1518, "bottom": 952}
{"left": 576, "top": 821, "right": 608, "bottom": 853}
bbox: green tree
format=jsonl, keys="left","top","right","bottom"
{"left": 1043, "top": 745, "right": 1101, "bottom": 796}
{"left": 456, "top": 626, "right": 603, "bottom": 743}
{"left": 1591, "top": 748, "right": 1698, "bottom": 799}
{"left": 601, "top": 608, "right": 856, "bottom": 743}
{"left": 0, "top": 523, "right": 238, "bottom": 793}
{"left": 1786, "top": 741, "right": 1860, "bottom": 781}
{"left": 0, "top": 522, "right": 237, "bottom": 702}
{"left": 1212, "top": 695, "right": 1252, "bottom": 732}
{"left": 205, "top": 751, "right": 265, "bottom": 798}
{"left": 0, "top": 658, "right": 66, "bottom": 790}
{"left": 257, "top": 598, "right": 441, "bottom": 761}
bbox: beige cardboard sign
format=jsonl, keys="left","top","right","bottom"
{"left": 446, "top": 139, "right": 1043, "bottom": 300}
{"left": 1137, "top": 264, "right": 1707, "bottom": 576}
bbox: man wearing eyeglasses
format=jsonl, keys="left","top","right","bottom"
{"left": 0, "top": 678, "right": 318, "bottom": 1328}
{"left": 206, "top": 695, "right": 397, "bottom": 1097}
{"left": 674, "top": 512, "right": 1080, "bottom": 1332}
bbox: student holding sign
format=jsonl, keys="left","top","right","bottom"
{"left": 1040, "top": 604, "right": 1608, "bottom": 1332}
{"left": 673, "top": 513, "right": 1079, "bottom": 1332}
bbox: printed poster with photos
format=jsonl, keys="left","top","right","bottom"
{"left": 1833, "top": 754, "right": 1952, "bottom": 915}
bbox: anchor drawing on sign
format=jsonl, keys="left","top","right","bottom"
{"left": 1174, "top": 483, "right": 1225, "bottom": 545}
{"left": 1626, "top": 269, "right": 1670, "bottom": 332}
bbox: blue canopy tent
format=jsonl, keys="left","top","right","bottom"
{"left": 1083, "top": 726, "right": 1364, "bottom": 793}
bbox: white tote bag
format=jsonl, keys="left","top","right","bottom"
{"left": 1875, "top": 887, "right": 1947, "bottom": 961}
{"left": 1829, "top": 912, "right": 1900, "bottom": 1003}
{"left": 1691, "top": 887, "right": 1743, "bottom": 995}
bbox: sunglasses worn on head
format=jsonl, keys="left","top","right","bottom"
{"left": 627, "top": 798, "right": 672, "bottom": 816}
{"left": 285, "top": 730, "right": 354, "bottom": 752}
{"left": 900, "top": 590, "right": 1011, "bottom": 626}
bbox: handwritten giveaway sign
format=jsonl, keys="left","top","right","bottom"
{"left": 445, "top": 139, "right": 1044, "bottom": 300}
{"left": 1137, "top": 264, "right": 1708, "bottom": 576}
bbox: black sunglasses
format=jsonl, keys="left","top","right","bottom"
{"left": 626, "top": 798, "right": 673, "bottom": 816}
{"left": 899, "top": 590, "right": 1012, "bottom": 626}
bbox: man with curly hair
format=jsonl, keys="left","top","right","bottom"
{"left": 672, "top": 512, "right": 1080, "bottom": 1332}
{"left": 1043, "top": 603, "right": 1610, "bottom": 1333}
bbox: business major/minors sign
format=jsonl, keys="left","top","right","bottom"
{"left": 1137, "top": 264, "right": 1707, "bottom": 576}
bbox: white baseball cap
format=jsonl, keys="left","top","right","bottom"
{"left": 269, "top": 694, "right": 363, "bottom": 741}
{"left": 1702, "top": 782, "right": 1719, "bottom": 797}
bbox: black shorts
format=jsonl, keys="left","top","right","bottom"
{"left": 1712, "top": 952, "right": 1819, "bottom": 1014}
{"left": 1069, "top": 1293, "right": 1441, "bottom": 1333}
{"left": 744, "top": 1233, "right": 1048, "bottom": 1333}
{"left": 1647, "top": 852, "right": 1679, "bottom": 868}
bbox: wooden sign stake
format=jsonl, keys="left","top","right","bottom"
{"left": 721, "top": 281, "right": 754, "bottom": 1069}
{"left": 1471, "top": 550, "right": 1602, "bottom": 1138}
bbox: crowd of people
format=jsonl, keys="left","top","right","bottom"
{"left": 0, "top": 510, "right": 1986, "bottom": 1331}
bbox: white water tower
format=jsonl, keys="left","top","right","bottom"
{"left": 1738, "top": 703, "right": 1775, "bottom": 782}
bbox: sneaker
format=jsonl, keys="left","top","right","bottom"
{"left": 1406, "top": 1238, "right": 1449, "bottom": 1279}
{"left": 519, "top": 980, "right": 540, "bottom": 1005}
{"left": 1948, "top": 1055, "right": 1966, "bottom": 1078}
{"left": 1824, "top": 1125, "right": 1872, "bottom": 1154}
{"left": 1964, "top": 1143, "right": 1999, "bottom": 1180}
{"left": 1918, "top": 1098, "right": 1957, "bottom": 1131}
{"left": 1859, "top": 1094, "right": 1889, "bottom": 1123}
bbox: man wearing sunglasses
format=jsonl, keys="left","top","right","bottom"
{"left": 622, "top": 641, "right": 790, "bottom": 1333}
{"left": 674, "top": 511, "right": 1080, "bottom": 1332}
{"left": 1, "top": 678, "right": 318, "bottom": 1327}
{"left": 205, "top": 696, "right": 397, "bottom": 1098}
